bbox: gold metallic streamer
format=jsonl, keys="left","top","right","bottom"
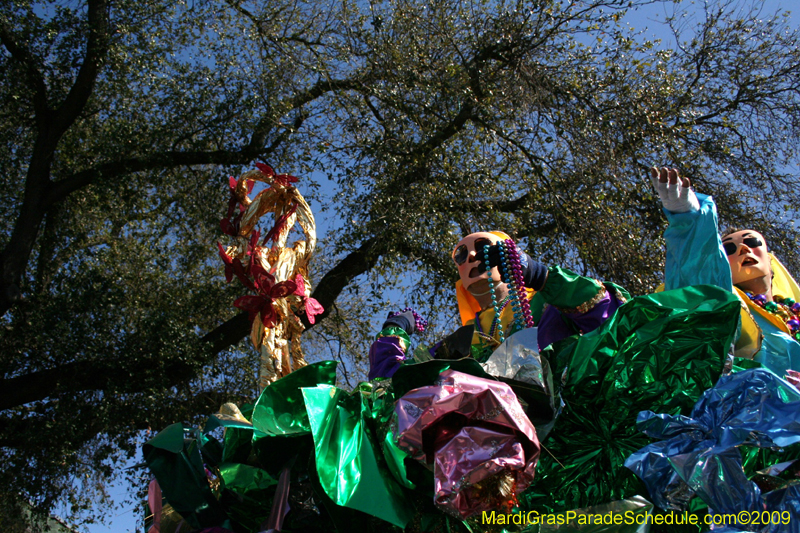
{"left": 218, "top": 166, "right": 319, "bottom": 389}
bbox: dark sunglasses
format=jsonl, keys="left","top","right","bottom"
{"left": 723, "top": 236, "right": 763, "bottom": 256}
{"left": 453, "top": 238, "right": 492, "bottom": 265}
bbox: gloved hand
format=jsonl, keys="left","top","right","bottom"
{"left": 475, "top": 242, "right": 503, "bottom": 273}
{"left": 651, "top": 166, "right": 700, "bottom": 213}
{"left": 382, "top": 308, "right": 427, "bottom": 334}
{"left": 475, "top": 244, "right": 548, "bottom": 291}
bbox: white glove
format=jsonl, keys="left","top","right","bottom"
{"left": 650, "top": 167, "right": 700, "bottom": 213}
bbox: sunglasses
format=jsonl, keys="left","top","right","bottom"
{"left": 453, "top": 238, "right": 493, "bottom": 265}
{"left": 723, "top": 236, "right": 763, "bottom": 256}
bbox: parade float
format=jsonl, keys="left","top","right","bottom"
{"left": 142, "top": 166, "right": 800, "bottom": 533}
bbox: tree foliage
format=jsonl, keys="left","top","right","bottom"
{"left": 1, "top": 0, "right": 799, "bottom": 526}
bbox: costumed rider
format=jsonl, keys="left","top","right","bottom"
{"left": 651, "top": 167, "right": 800, "bottom": 378}
{"left": 620, "top": 169, "right": 800, "bottom": 529}
{"left": 369, "top": 230, "right": 630, "bottom": 380}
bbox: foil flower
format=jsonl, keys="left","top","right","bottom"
{"left": 291, "top": 274, "right": 324, "bottom": 324}
{"left": 303, "top": 297, "right": 324, "bottom": 324}
{"left": 220, "top": 176, "right": 254, "bottom": 236}
{"left": 263, "top": 204, "right": 298, "bottom": 245}
{"left": 234, "top": 261, "right": 297, "bottom": 327}
{"left": 256, "top": 163, "right": 298, "bottom": 188}
{"left": 625, "top": 368, "right": 800, "bottom": 527}
{"left": 217, "top": 242, "right": 255, "bottom": 290}
{"left": 394, "top": 369, "right": 539, "bottom": 518}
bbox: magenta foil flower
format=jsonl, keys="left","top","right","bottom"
{"left": 256, "top": 162, "right": 299, "bottom": 187}
{"left": 394, "top": 370, "right": 540, "bottom": 518}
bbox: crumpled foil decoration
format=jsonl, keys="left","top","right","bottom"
{"left": 625, "top": 369, "right": 800, "bottom": 532}
{"left": 524, "top": 284, "right": 741, "bottom": 512}
{"left": 481, "top": 327, "right": 562, "bottom": 439}
{"left": 481, "top": 328, "right": 544, "bottom": 384}
{"left": 217, "top": 164, "right": 320, "bottom": 389}
{"left": 394, "top": 369, "right": 540, "bottom": 518}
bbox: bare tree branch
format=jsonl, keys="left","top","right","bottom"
{"left": 0, "top": 19, "right": 51, "bottom": 124}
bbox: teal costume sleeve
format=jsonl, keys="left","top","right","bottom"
{"left": 662, "top": 193, "right": 733, "bottom": 292}
{"left": 752, "top": 312, "right": 800, "bottom": 375}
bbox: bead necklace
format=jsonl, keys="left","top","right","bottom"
{"left": 745, "top": 292, "right": 800, "bottom": 339}
{"left": 502, "top": 239, "right": 535, "bottom": 329}
{"left": 474, "top": 295, "right": 513, "bottom": 339}
{"left": 483, "top": 240, "right": 536, "bottom": 345}
{"left": 485, "top": 244, "right": 506, "bottom": 343}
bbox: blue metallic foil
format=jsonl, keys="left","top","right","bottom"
{"left": 625, "top": 369, "right": 800, "bottom": 532}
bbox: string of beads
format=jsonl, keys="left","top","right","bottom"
{"left": 484, "top": 239, "right": 536, "bottom": 344}
{"left": 388, "top": 307, "right": 428, "bottom": 333}
{"left": 746, "top": 292, "right": 800, "bottom": 338}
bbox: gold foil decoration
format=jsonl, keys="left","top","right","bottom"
{"left": 219, "top": 167, "right": 319, "bottom": 390}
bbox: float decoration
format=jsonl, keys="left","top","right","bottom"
{"left": 394, "top": 369, "right": 540, "bottom": 519}
{"left": 524, "top": 284, "right": 742, "bottom": 512}
{"left": 217, "top": 163, "right": 322, "bottom": 389}
{"left": 625, "top": 369, "right": 800, "bottom": 530}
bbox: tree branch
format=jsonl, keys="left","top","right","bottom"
{"left": 0, "top": 390, "right": 252, "bottom": 448}
{"left": 248, "top": 77, "right": 368, "bottom": 151}
{"left": 304, "top": 237, "right": 382, "bottom": 324}
{"left": 49, "top": 0, "right": 111, "bottom": 142}
{"left": 0, "top": 237, "right": 385, "bottom": 411}
{"left": 45, "top": 148, "right": 261, "bottom": 208}
{"left": 0, "top": 19, "right": 50, "bottom": 124}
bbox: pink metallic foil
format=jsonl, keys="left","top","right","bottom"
{"left": 394, "top": 370, "right": 540, "bottom": 518}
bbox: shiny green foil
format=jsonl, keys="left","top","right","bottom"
{"left": 302, "top": 384, "right": 414, "bottom": 528}
{"left": 218, "top": 463, "right": 277, "bottom": 531}
{"left": 143, "top": 423, "right": 230, "bottom": 530}
{"left": 252, "top": 360, "right": 338, "bottom": 437}
{"left": 524, "top": 285, "right": 740, "bottom": 512}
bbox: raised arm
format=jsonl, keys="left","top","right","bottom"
{"left": 651, "top": 167, "right": 733, "bottom": 292}
{"left": 368, "top": 310, "right": 423, "bottom": 380}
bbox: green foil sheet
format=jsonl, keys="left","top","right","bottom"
{"left": 252, "top": 360, "right": 338, "bottom": 437}
{"left": 218, "top": 463, "right": 277, "bottom": 531}
{"left": 740, "top": 442, "right": 800, "bottom": 488}
{"left": 302, "top": 384, "right": 414, "bottom": 528}
{"left": 524, "top": 285, "right": 741, "bottom": 513}
{"left": 143, "top": 423, "right": 231, "bottom": 530}
{"left": 382, "top": 426, "right": 417, "bottom": 489}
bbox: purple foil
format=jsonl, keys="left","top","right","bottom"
{"left": 394, "top": 370, "right": 540, "bottom": 518}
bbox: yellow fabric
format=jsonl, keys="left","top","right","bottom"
{"left": 730, "top": 253, "right": 800, "bottom": 358}
{"left": 769, "top": 253, "right": 800, "bottom": 302}
{"left": 466, "top": 288, "right": 536, "bottom": 347}
{"left": 456, "top": 279, "right": 483, "bottom": 326}
{"left": 454, "top": 230, "right": 512, "bottom": 326}
{"left": 488, "top": 231, "right": 512, "bottom": 241}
